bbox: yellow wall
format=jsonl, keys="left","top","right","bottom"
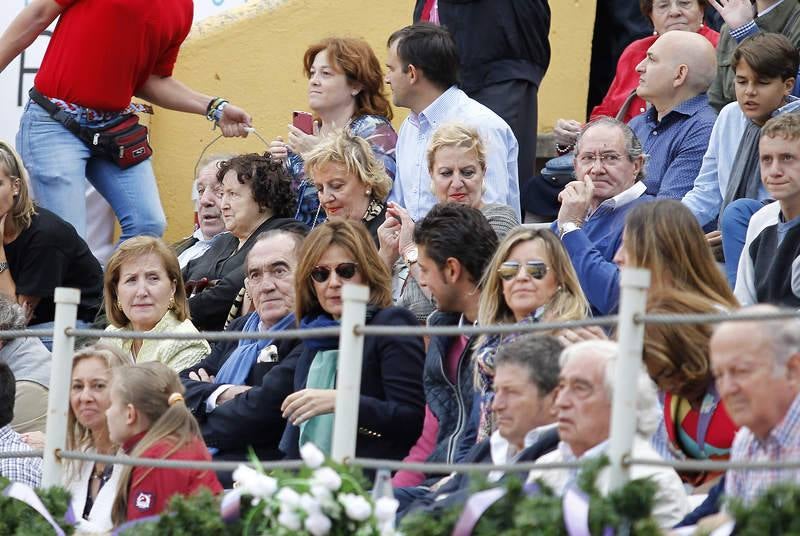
{"left": 151, "top": 0, "right": 595, "bottom": 242}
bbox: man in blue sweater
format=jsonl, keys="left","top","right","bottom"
{"left": 555, "top": 118, "right": 653, "bottom": 315}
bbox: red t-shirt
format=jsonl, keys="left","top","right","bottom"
{"left": 590, "top": 25, "right": 720, "bottom": 123}
{"left": 124, "top": 433, "right": 222, "bottom": 521}
{"left": 35, "top": 0, "right": 193, "bottom": 111}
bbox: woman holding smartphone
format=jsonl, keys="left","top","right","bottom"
{"left": 269, "top": 37, "right": 397, "bottom": 227}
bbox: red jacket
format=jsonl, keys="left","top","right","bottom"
{"left": 590, "top": 25, "right": 720, "bottom": 123}
{"left": 123, "top": 432, "right": 222, "bottom": 521}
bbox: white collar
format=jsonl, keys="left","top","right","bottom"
{"left": 490, "top": 423, "right": 555, "bottom": 466}
{"left": 591, "top": 181, "right": 647, "bottom": 216}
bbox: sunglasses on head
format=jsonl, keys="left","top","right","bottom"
{"left": 497, "top": 260, "right": 548, "bottom": 281}
{"left": 310, "top": 262, "right": 359, "bottom": 283}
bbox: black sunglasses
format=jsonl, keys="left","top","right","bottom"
{"left": 497, "top": 260, "right": 548, "bottom": 281}
{"left": 310, "top": 262, "right": 359, "bottom": 283}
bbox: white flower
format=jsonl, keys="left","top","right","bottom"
{"left": 276, "top": 487, "right": 301, "bottom": 508}
{"left": 339, "top": 492, "right": 372, "bottom": 522}
{"left": 304, "top": 511, "right": 333, "bottom": 536}
{"left": 300, "top": 442, "right": 325, "bottom": 468}
{"left": 277, "top": 508, "right": 302, "bottom": 531}
{"left": 374, "top": 496, "right": 399, "bottom": 523}
{"left": 312, "top": 467, "right": 342, "bottom": 491}
{"left": 232, "top": 465, "right": 278, "bottom": 499}
{"left": 300, "top": 492, "right": 322, "bottom": 515}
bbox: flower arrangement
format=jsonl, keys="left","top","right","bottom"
{"left": 232, "top": 443, "right": 399, "bottom": 536}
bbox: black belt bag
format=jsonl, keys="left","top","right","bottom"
{"left": 29, "top": 87, "right": 153, "bottom": 169}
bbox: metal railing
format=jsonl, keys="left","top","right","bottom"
{"left": 5, "top": 269, "right": 798, "bottom": 490}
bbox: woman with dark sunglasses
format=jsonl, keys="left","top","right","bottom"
{"left": 472, "top": 227, "right": 589, "bottom": 442}
{"left": 278, "top": 219, "right": 425, "bottom": 463}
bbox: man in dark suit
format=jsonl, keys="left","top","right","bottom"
{"left": 179, "top": 227, "right": 307, "bottom": 472}
{"left": 401, "top": 334, "right": 562, "bottom": 516}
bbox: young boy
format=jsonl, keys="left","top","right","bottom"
{"left": 681, "top": 32, "right": 800, "bottom": 282}
{"left": 735, "top": 113, "right": 800, "bottom": 307}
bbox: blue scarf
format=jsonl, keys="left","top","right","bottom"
{"left": 298, "top": 313, "right": 341, "bottom": 352}
{"left": 214, "top": 312, "right": 295, "bottom": 385}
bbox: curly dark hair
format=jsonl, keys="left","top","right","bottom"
{"left": 216, "top": 153, "right": 296, "bottom": 218}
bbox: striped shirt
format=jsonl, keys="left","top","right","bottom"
{"left": 724, "top": 393, "right": 800, "bottom": 505}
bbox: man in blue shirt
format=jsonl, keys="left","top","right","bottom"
{"left": 555, "top": 118, "right": 653, "bottom": 315}
{"left": 629, "top": 31, "right": 718, "bottom": 200}
{"left": 384, "top": 23, "right": 520, "bottom": 222}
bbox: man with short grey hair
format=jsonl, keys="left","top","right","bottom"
{"left": 554, "top": 118, "right": 653, "bottom": 315}
{"left": 0, "top": 295, "right": 50, "bottom": 434}
{"left": 527, "top": 340, "right": 688, "bottom": 529}
{"left": 710, "top": 305, "right": 800, "bottom": 506}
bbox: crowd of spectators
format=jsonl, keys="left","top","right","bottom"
{"left": 0, "top": 0, "right": 798, "bottom": 532}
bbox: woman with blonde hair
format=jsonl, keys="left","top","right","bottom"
{"left": 21, "top": 344, "right": 133, "bottom": 532}
{"left": 303, "top": 129, "right": 393, "bottom": 238}
{"left": 473, "top": 227, "right": 589, "bottom": 441}
{"left": 102, "top": 236, "right": 209, "bottom": 370}
{"left": 0, "top": 141, "right": 102, "bottom": 345}
{"left": 107, "top": 361, "right": 221, "bottom": 524}
{"left": 280, "top": 219, "right": 425, "bottom": 462}
{"left": 269, "top": 36, "right": 397, "bottom": 226}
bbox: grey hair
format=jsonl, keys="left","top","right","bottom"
{"left": 574, "top": 117, "right": 647, "bottom": 182}
{"left": 560, "top": 340, "right": 661, "bottom": 438}
{"left": 494, "top": 335, "right": 564, "bottom": 396}
{"left": 0, "top": 294, "right": 26, "bottom": 341}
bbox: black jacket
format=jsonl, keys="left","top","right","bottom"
{"left": 414, "top": 0, "right": 551, "bottom": 93}
{"left": 183, "top": 217, "right": 301, "bottom": 331}
{"left": 280, "top": 307, "right": 426, "bottom": 462}
{"left": 179, "top": 314, "right": 303, "bottom": 461}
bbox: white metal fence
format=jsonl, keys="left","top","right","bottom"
{"left": 1, "top": 268, "right": 797, "bottom": 491}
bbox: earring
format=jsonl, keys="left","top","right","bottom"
{"left": 116, "top": 300, "right": 122, "bottom": 310}
{"left": 351, "top": 91, "right": 359, "bottom": 96}
{"left": 168, "top": 297, "right": 176, "bottom": 310}
{"left": 365, "top": 189, "right": 371, "bottom": 196}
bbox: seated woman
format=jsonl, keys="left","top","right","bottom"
{"left": 473, "top": 228, "right": 589, "bottom": 442}
{"left": 102, "top": 236, "right": 209, "bottom": 371}
{"left": 269, "top": 36, "right": 396, "bottom": 226}
{"left": 279, "top": 219, "right": 425, "bottom": 462}
{"left": 0, "top": 141, "right": 102, "bottom": 345}
{"left": 379, "top": 123, "right": 520, "bottom": 321}
{"left": 643, "top": 289, "right": 738, "bottom": 486}
{"left": 107, "top": 361, "right": 222, "bottom": 524}
{"left": 302, "top": 130, "right": 393, "bottom": 239}
{"left": 21, "top": 344, "right": 134, "bottom": 532}
{"left": 613, "top": 199, "right": 739, "bottom": 484}
{"left": 183, "top": 153, "right": 298, "bottom": 330}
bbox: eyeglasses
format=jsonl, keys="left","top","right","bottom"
{"left": 310, "top": 262, "right": 359, "bottom": 283}
{"left": 497, "top": 261, "right": 548, "bottom": 281}
{"left": 576, "top": 152, "right": 624, "bottom": 167}
{"left": 652, "top": 0, "right": 697, "bottom": 14}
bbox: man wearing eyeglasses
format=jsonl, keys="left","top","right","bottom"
{"left": 555, "top": 118, "right": 654, "bottom": 315}
{"left": 527, "top": 340, "right": 689, "bottom": 529}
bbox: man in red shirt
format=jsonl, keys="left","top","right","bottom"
{"left": 0, "top": 0, "right": 251, "bottom": 244}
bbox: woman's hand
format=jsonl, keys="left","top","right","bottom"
{"left": 281, "top": 388, "right": 336, "bottom": 425}
{"left": 553, "top": 119, "right": 582, "bottom": 147}
{"left": 377, "top": 216, "right": 402, "bottom": 267}
{"left": 556, "top": 326, "right": 609, "bottom": 347}
{"left": 20, "top": 431, "right": 45, "bottom": 450}
{"left": 286, "top": 122, "right": 321, "bottom": 156}
{"left": 386, "top": 202, "right": 416, "bottom": 258}
{"left": 269, "top": 136, "right": 289, "bottom": 163}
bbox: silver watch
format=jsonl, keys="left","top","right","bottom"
{"left": 559, "top": 221, "right": 581, "bottom": 238}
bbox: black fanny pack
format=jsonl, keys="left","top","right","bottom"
{"left": 29, "top": 87, "right": 153, "bottom": 169}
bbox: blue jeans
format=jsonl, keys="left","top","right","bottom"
{"left": 720, "top": 198, "right": 764, "bottom": 287}
{"left": 16, "top": 101, "right": 166, "bottom": 242}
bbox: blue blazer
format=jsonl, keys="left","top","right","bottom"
{"left": 280, "top": 306, "right": 426, "bottom": 462}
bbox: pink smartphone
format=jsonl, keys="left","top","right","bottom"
{"left": 292, "top": 111, "right": 314, "bottom": 134}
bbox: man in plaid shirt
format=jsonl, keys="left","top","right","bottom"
{"left": 710, "top": 305, "right": 800, "bottom": 506}
{"left": 0, "top": 363, "right": 42, "bottom": 488}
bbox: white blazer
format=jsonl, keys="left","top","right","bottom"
{"left": 65, "top": 449, "right": 123, "bottom": 533}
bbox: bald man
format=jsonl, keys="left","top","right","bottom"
{"left": 628, "top": 30, "right": 718, "bottom": 199}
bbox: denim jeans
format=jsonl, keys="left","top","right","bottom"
{"left": 17, "top": 101, "right": 166, "bottom": 242}
{"left": 720, "top": 198, "right": 765, "bottom": 287}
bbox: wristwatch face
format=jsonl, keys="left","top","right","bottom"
{"left": 405, "top": 248, "right": 418, "bottom": 264}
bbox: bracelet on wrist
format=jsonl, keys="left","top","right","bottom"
{"left": 555, "top": 143, "right": 575, "bottom": 154}
{"left": 205, "top": 97, "right": 229, "bottom": 122}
